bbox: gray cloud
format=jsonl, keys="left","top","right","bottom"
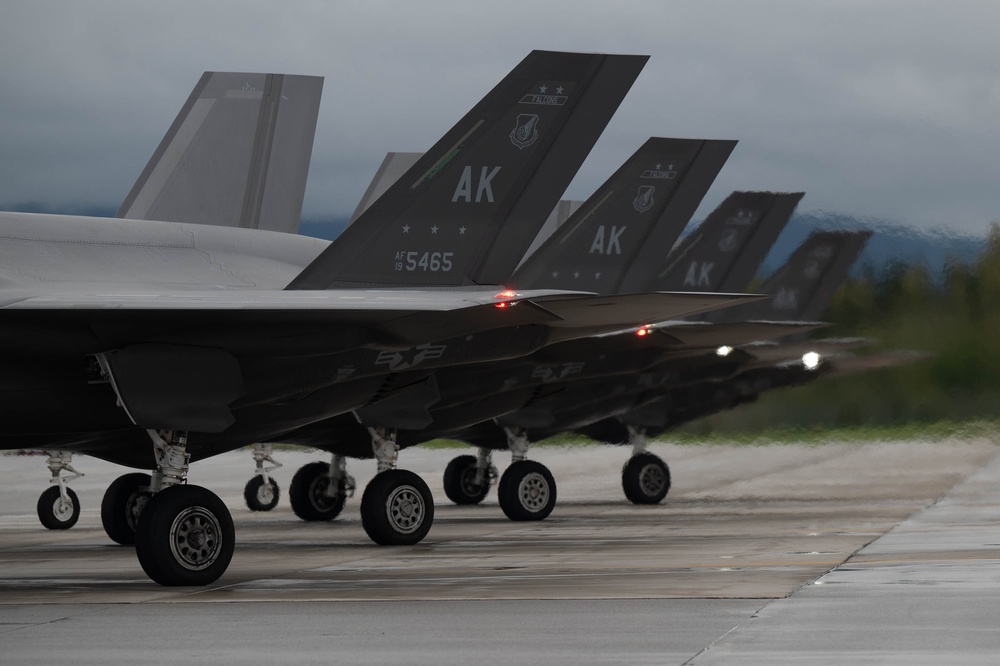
{"left": 1, "top": 0, "right": 998, "bottom": 234}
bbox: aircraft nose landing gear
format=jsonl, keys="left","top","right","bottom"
{"left": 36, "top": 451, "right": 83, "bottom": 530}
{"left": 244, "top": 443, "right": 282, "bottom": 512}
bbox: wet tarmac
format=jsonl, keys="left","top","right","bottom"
{"left": 1, "top": 438, "right": 998, "bottom": 663}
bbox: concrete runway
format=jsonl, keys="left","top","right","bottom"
{"left": 1, "top": 438, "right": 998, "bottom": 663}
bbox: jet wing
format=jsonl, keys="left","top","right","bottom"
{"left": 535, "top": 291, "right": 767, "bottom": 340}
{"left": 650, "top": 319, "right": 829, "bottom": 347}
{"left": 0, "top": 288, "right": 764, "bottom": 350}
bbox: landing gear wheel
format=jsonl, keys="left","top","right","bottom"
{"left": 134, "top": 485, "right": 235, "bottom": 586}
{"left": 37, "top": 486, "right": 80, "bottom": 530}
{"left": 101, "top": 473, "right": 152, "bottom": 545}
{"left": 622, "top": 452, "right": 671, "bottom": 504}
{"left": 289, "top": 461, "right": 346, "bottom": 521}
{"left": 244, "top": 476, "right": 280, "bottom": 512}
{"left": 360, "top": 469, "right": 434, "bottom": 546}
{"left": 498, "top": 460, "right": 556, "bottom": 521}
{"left": 443, "top": 454, "right": 490, "bottom": 505}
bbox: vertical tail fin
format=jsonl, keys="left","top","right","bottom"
{"left": 287, "top": 51, "right": 648, "bottom": 289}
{"left": 510, "top": 137, "right": 735, "bottom": 294}
{"left": 719, "top": 230, "right": 872, "bottom": 322}
{"left": 652, "top": 191, "right": 803, "bottom": 293}
{"left": 346, "top": 152, "right": 424, "bottom": 227}
{"left": 116, "top": 72, "right": 323, "bottom": 234}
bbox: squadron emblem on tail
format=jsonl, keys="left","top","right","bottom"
{"left": 633, "top": 185, "right": 655, "bottom": 213}
{"left": 509, "top": 114, "right": 540, "bottom": 149}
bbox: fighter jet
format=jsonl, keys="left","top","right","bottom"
{"left": 423, "top": 191, "right": 811, "bottom": 515}
{"left": 267, "top": 145, "right": 809, "bottom": 529}
{"left": 1, "top": 51, "right": 762, "bottom": 585}
{"left": 29, "top": 71, "right": 325, "bottom": 530}
{"left": 483, "top": 229, "right": 874, "bottom": 508}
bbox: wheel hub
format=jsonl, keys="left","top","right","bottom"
{"left": 518, "top": 472, "right": 549, "bottom": 512}
{"left": 310, "top": 477, "right": 336, "bottom": 509}
{"left": 460, "top": 467, "right": 483, "bottom": 495}
{"left": 52, "top": 497, "right": 74, "bottom": 521}
{"left": 127, "top": 491, "right": 150, "bottom": 531}
{"left": 386, "top": 485, "right": 424, "bottom": 534}
{"left": 639, "top": 464, "right": 666, "bottom": 495}
{"left": 257, "top": 482, "right": 275, "bottom": 503}
{"left": 170, "top": 506, "right": 223, "bottom": 571}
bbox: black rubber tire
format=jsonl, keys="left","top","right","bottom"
{"left": 244, "top": 476, "right": 280, "bottom": 512}
{"left": 101, "top": 473, "right": 152, "bottom": 545}
{"left": 498, "top": 460, "right": 556, "bottom": 521}
{"left": 134, "top": 485, "right": 235, "bottom": 587}
{"left": 37, "top": 485, "right": 80, "bottom": 530}
{"left": 622, "top": 453, "right": 671, "bottom": 505}
{"left": 289, "top": 461, "right": 346, "bottom": 521}
{"left": 442, "top": 454, "right": 490, "bottom": 505}
{"left": 360, "top": 469, "right": 434, "bottom": 546}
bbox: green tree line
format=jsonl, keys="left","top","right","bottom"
{"left": 680, "top": 225, "right": 1000, "bottom": 435}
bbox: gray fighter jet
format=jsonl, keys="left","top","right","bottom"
{"left": 492, "top": 229, "right": 873, "bottom": 506}
{"left": 0, "top": 51, "right": 762, "bottom": 585}
{"left": 269, "top": 145, "right": 808, "bottom": 527}
{"left": 29, "top": 71, "right": 325, "bottom": 530}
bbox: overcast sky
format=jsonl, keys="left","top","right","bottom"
{"left": 1, "top": 1, "right": 997, "bottom": 236}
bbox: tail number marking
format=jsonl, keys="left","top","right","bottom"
{"left": 395, "top": 251, "right": 454, "bottom": 272}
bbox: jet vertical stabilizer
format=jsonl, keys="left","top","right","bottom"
{"left": 117, "top": 72, "right": 323, "bottom": 234}
{"left": 648, "top": 191, "right": 803, "bottom": 294}
{"left": 287, "top": 51, "right": 648, "bottom": 289}
{"left": 347, "top": 152, "right": 423, "bottom": 227}
{"left": 511, "top": 138, "right": 736, "bottom": 294}
{"left": 719, "top": 229, "right": 872, "bottom": 323}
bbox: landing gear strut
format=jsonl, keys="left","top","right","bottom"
{"left": 621, "top": 426, "right": 670, "bottom": 505}
{"left": 497, "top": 428, "right": 556, "bottom": 521}
{"left": 244, "top": 443, "right": 282, "bottom": 512}
{"left": 133, "top": 430, "right": 235, "bottom": 586}
{"left": 36, "top": 451, "right": 82, "bottom": 530}
{"left": 359, "top": 427, "right": 434, "bottom": 545}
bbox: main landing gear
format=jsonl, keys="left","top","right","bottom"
{"left": 620, "top": 426, "right": 670, "bottom": 505}
{"left": 120, "top": 430, "right": 235, "bottom": 586}
{"left": 289, "top": 455, "right": 356, "bottom": 521}
{"left": 359, "top": 427, "right": 434, "bottom": 546}
{"left": 498, "top": 428, "right": 557, "bottom": 521}
{"left": 288, "top": 428, "right": 435, "bottom": 546}
{"left": 442, "top": 429, "right": 557, "bottom": 521}
{"left": 244, "top": 443, "right": 282, "bottom": 511}
{"left": 442, "top": 449, "right": 496, "bottom": 505}
{"left": 36, "top": 452, "right": 83, "bottom": 530}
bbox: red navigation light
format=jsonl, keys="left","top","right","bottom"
{"left": 635, "top": 325, "right": 651, "bottom": 337}
{"left": 494, "top": 289, "right": 521, "bottom": 308}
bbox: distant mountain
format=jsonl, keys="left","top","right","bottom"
{"left": 756, "top": 211, "right": 984, "bottom": 278}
